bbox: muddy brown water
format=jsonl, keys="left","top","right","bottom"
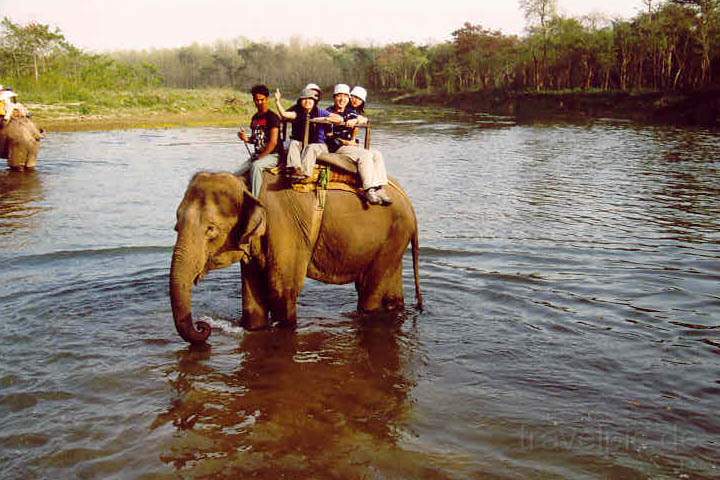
{"left": 1, "top": 107, "right": 719, "bottom": 479}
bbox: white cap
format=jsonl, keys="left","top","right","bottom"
{"left": 304, "top": 83, "right": 321, "bottom": 92}
{"left": 350, "top": 86, "right": 367, "bottom": 103}
{"left": 333, "top": 83, "right": 351, "bottom": 96}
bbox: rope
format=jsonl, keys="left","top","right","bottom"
{"left": 309, "top": 168, "right": 327, "bottom": 245}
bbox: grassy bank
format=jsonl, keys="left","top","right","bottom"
{"left": 393, "top": 89, "right": 720, "bottom": 127}
{"left": 26, "top": 88, "right": 255, "bottom": 132}
{"left": 27, "top": 86, "right": 718, "bottom": 131}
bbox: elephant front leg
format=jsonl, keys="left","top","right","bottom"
{"left": 266, "top": 259, "right": 310, "bottom": 328}
{"left": 240, "top": 261, "right": 270, "bottom": 330}
{"left": 270, "top": 292, "right": 299, "bottom": 328}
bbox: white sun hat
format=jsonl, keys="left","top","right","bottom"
{"left": 350, "top": 86, "right": 367, "bottom": 103}
{"left": 333, "top": 84, "right": 351, "bottom": 96}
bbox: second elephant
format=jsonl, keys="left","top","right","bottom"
{"left": 0, "top": 117, "right": 43, "bottom": 171}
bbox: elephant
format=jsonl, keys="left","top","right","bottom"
{"left": 170, "top": 170, "right": 422, "bottom": 345}
{"left": 0, "top": 117, "right": 44, "bottom": 171}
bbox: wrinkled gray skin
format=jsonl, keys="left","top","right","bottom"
{"left": 170, "top": 171, "right": 422, "bottom": 345}
{"left": 0, "top": 117, "right": 44, "bottom": 171}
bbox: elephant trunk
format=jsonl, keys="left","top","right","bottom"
{"left": 169, "top": 244, "right": 211, "bottom": 345}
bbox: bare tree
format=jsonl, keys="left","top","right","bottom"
{"left": 519, "top": 0, "right": 558, "bottom": 90}
{"left": 519, "top": 0, "right": 558, "bottom": 29}
{"left": 672, "top": 0, "right": 719, "bottom": 85}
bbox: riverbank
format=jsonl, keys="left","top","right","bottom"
{"left": 392, "top": 89, "right": 720, "bottom": 127}
{"left": 26, "top": 88, "right": 254, "bottom": 132}
{"left": 26, "top": 87, "right": 720, "bottom": 131}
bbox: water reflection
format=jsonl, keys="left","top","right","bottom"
{"left": 648, "top": 134, "right": 720, "bottom": 244}
{"left": 154, "top": 319, "right": 449, "bottom": 478}
{"left": 0, "top": 170, "right": 44, "bottom": 236}
{"left": 1, "top": 122, "right": 718, "bottom": 478}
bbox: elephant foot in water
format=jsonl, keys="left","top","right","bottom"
{"left": 8, "top": 165, "right": 34, "bottom": 172}
{"left": 240, "top": 279, "right": 300, "bottom": 330}
{"left": 270, "top": 299, "right": 298, "bottom": 328}
{"left": 241, "top": 310, "right": 298, "bottom": 330}
{"left": 240, "top": 311, "right": 270, "bottom": 331}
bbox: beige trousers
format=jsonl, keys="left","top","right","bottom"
{"left": 337, "top": 145, "right": 388, "bottom": 190}
{"left": 285, "top": 140, "right": 329, "bottom": 177}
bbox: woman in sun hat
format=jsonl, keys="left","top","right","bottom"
{"left": 345, "top": 85, "right": 392, "bottom": 204}
{"left": 304, "top": 82, "right": 322, "bottom": 101}
{"left": 324, "top": 83, "right": 391, "bottom": 205}
{"left": 275, "top": 87, "right": 342, "bottom": 179}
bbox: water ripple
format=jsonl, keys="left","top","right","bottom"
{"left": 1, "top": 118, "right": 720, "bottom": 478}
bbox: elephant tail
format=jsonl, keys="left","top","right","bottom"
{"left": 389, "top": 177, "right": 423, "bottom": 310}
{"left": 412, "top": 226, "right": 423, "bottom": 311}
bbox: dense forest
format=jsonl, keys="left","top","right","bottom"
{"left": 1, "top": 0, "right": 719, "bottom": 102}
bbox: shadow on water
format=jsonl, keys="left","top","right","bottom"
{"left": 0, "top": 170, "right": 45, "bottom": 236}
{"left": 152, "top": 317, "right": 458, "bottom": 479}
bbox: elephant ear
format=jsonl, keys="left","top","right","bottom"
{"left": 237, "top": 191, "right": 267, "bottom": 263}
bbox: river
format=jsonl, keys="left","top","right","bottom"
{"left": 1, "top": 107, "right": 719, "bottom": 479}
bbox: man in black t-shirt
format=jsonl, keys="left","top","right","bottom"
{"left": 238, "top": 84, "right": 281, "bottom": 197}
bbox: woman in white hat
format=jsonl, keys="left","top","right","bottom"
{"left": 349, "top": 86, "right": 367, "bottom": 115}
{"left": 275, "top": 87, "right": 342, "bottom": 179}
{"left": 325, "top": 83, "right": 391, "bottom": 205}
{"left": 347, "top": 85, "right": 392, "bottom": 204}
{"left": 304, "top": 83, "right": 322, "bottom": 101}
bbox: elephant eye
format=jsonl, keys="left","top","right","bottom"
{"left": 206, "top": 224, "right": 219, "bottom": 239}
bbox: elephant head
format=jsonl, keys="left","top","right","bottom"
{"left": 0, "top": 117, "right": 43, "bottom": 171}
{"left": 170, "top": 172, "right": 266, "bottom": 345}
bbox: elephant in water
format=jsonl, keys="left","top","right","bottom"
{"left": 0, "top": 117, "right": 44, "bottom": 171}
{"left": 170, "top": 171, "right": 422, "bottom": 345}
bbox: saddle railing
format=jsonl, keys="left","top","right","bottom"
{"left": 280, "top": 118, "right": 371, "bottom": 150}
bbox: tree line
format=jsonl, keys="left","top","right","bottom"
{"left": 0, "top": 17, "right": 160, "bottom": 103}
{"left": 1, "top": 0, "right": 719, "bottom": 102}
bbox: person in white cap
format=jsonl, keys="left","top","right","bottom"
{"left": 325, "top": 83, "right": 391, "bottom": 205}
{"left": 345, "top": 85, "right": 392, "bottom": 204}
{"left": 0, "top": 85, "right": 5, "bottom": 124}
{"left": 349, "top": 86, "right": 367, "bottom": 114}
{"left": 304, "top": 83, "right": 322, "bottom": 101}
{"left": 0, "top": 86, "right": 19, "bottom": 125}
{"left": 275, "top": 87, "right": 343, "bottom": 179}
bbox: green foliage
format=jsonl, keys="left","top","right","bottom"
{"left": 3, "top": 0, "right": 720, "bottom": 114}
{"left": 1, "top": 16, "right": 162, "bottom": 105}
{"left": 0, "top": 16, "right": 73, "bottom": 81}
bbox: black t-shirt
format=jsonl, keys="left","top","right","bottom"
{"left": 325, "top": 105, "right": 358, "bottom": 153}
{"left": 250, "top": 110, "right": 281, "bottom": 155}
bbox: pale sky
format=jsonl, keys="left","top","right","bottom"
{"left": 1, "top": 0, "right": 646, "bottom": 52}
